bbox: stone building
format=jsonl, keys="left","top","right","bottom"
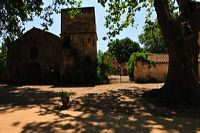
{"left": 7, "top": 7, "right": 97, "bottom": 84}
{"left": 134, "top": 54, "right": 169, "bottom": 83}
{"left": 134, "top": 53, "right": 200, "bottom": 83}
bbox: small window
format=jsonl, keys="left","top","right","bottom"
{"left": 30, "top": 46, "right": 38, "bottom": 60}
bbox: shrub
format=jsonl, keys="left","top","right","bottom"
{"left": 58, "top": 90, "right": 76, "bottom": 98}
{"left": 128, "top": 51, "right": 155, "bottom": 81}
{"left": 128, "top": 54, "right": 135, "bottom": 81}
{"left": 96, "top": 51, "right": 113, "bottom": 84}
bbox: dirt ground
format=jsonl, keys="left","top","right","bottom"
{"left": 0, "top": 80, "right": 200, "bottom": 133}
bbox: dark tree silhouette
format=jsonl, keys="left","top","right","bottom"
{"left": 108, "top": 38, "right": 140, "bottom": 64}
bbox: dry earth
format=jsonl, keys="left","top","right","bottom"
{"left": 0, "top": 79, "right": 200, "bottom": 133}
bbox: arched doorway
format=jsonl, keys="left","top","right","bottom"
{"left": 27, "top": 62, "right": 42, "bottom": 84}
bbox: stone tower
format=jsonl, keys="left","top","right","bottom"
{"left": 60, "top": 7, "right": 97, "bottom": 84}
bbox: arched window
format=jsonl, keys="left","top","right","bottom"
{"left": 30, "top": 46, "right": 38, "bottom": 60}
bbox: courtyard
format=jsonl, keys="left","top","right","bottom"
{"left": 0, "top": 81, "right": 200, "bottom": 133}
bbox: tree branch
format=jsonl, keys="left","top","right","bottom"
{"left": 177, "top": 0, "right": 190, "bottom": 19}
{"left": 154, "top": 0, "right": 175, "bottom": 37}
{"left": 154, "top": 0, "right": 172, "bottom": 22}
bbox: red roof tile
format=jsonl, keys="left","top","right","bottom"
{"left": 148, "top": 54, "right": 169, "bottom": 63}
{"left": 148, "top": 53, "right": 200, "bottom": 63}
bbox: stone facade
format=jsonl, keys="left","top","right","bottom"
{"left": 60, "top": 7, "right": 97, "bottom": 84}
{"left": 134, "top": 54, "right": 168, "bottom": 83}
{"left": 7, "top": 7, "right": 97, "bottom": 84}
{"left": 134, "top": 61, "right": 168, "bottom": 83}
{"left": 134, "top": 53, "right": 200, "bottom": 83}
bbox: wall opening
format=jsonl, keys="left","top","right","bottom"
{"left": 27, "top": 62, "right": 42, "bottom": 83}
{"left": 30, "top": 46, "right": 38, "bottom": 60}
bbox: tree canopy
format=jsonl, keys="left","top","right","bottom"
{"left": 108, "top": 37, "right": 140, "bottom": 64}
{"left": 138, "top": 20, "right": 167, "bottom": 53}
{"left": 97, "top": 0, "right": 191, "bottom": 39}
{"left": 0, "top": 0, "right": 82, "bottom": 40}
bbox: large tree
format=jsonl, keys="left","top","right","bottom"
{"left": 108, "top": 37, "right": 140, "bottom": 64}
{"left": 98, "top": 0, "right": 200, "bottom": 102}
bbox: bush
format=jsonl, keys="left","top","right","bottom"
{"left": 96, "top": 67, "right": 109, "bottom": 84}
{"left": 96, "top": 51, "right": 112, "bottom": 84}
{"left": 128, "top": 54, "right": 135, "bottom": 81}
{"left": 128, "top": 51, "right": 155, "bottom": 81}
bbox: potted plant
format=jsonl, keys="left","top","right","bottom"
{"left": 58, "top": 90, "right": 75, "bottom": 108}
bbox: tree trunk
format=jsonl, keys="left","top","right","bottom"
{"left": 153, "top": 0, "right": 200, "bottom": 102}
{"left": 162, "top": 25, "right": 200, "bottom": 100}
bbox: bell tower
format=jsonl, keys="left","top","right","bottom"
{"left": 60, "top": 7, "right": 97, "bottom": 84}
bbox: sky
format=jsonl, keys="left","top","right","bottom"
{"left": 3, "top": 0, "right": 156, "bottom": 52}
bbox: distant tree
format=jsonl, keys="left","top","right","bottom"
{"left": 108, "top": 37, "right": 140, "bottom": 64}
{"left": 138, "top": 21, "right": 167, "bottom": 53}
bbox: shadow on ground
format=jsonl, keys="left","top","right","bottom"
{"left": 0, "top": 84, "right": 58, "bottom": 113}
{"left": 1, "top": 85, "right": 200, "bottom": 132}
{"left": 23, "top": 88, "right": 200, "bottom": 132}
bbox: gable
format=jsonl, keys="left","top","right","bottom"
{"left": 11, "top": 27, "right": 61, "bottom": 47}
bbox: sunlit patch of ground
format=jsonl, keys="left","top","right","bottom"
{"left": 0, "top": 82, "right": 200, "bottom": 133}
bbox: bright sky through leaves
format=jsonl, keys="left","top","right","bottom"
{"left": 0, "top": 0, "right": 157, "bottom": 51}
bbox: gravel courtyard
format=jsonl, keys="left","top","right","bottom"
{"left": 0, "top": 82, "right": 200, "bottom": 133}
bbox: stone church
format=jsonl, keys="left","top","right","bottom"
{"left": 7, "top": 7, "right": 97, "bottom": 84}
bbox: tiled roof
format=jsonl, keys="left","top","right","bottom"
{"left": 148, "top": 54, "right": 169, "bottom": 63}
{"left": 148, "top": 53, "right": 200, "bottom": 63}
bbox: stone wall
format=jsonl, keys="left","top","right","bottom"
{"left": 61, "top": 7, "right": 96, "bottom": 34}
{"left": 7, "top": 28, "right": 61, "bottom": 83}
{"left": 6, "top": 7, "right": 98, "bottom": 85}
{"left": 60, "top": 7, "right": 97, "bottom": 84}
{"left": 134, "top": 61, "right": 168, "bottom": 83}
{"left": 135, "top": 60, "right": 200, "bottom": 83}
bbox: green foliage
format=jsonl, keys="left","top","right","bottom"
{"left": 108, "top": 37, "right": 140, "bottom": 64}
{"left": 97, "top": 0, "right": 180, "bottom": 40}
{"left": 0, "top": 41, "right": 8, "bottom": 74}
{"left": 62, "top": 8, "right": 82, "bottom": 19}
{"left": 138, "top": 20, "right": 167, "bottom": 53}
{"left": 0, "top": 0, "right": 82, "bottom": 39}
{"left": 98, "top": 0, "right": 154, "bottom": 39}
{"left": 97, "top": 67, "right": 109, "bottom": 84}
{"left": 127, "top": 53, "right": 135, "bottom": 81}
{"left": 134, "top": 52, "right": 155, "bottom": 68}
{"left": 96, "top": 50, "right": 113, "bottom": 84}
{"left": 127, "top": 51, "right": 155, "bottom": 81}
{"left": 58, "top": 90, "right": 76, "bottom": 98}
{"left": 111, "top": 56, "right": 121, "bottom": 75}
